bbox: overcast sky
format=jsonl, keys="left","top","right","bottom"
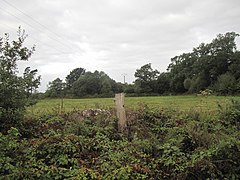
{"left": 1, "top": 0, "right": 240, "bottom": 91}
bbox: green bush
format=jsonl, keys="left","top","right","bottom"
{"left": 220, "top": 99, "right": 240, "bottom": 128}
{"left": 0, "top": 29, "right": 40, "bottom": 133}
{"left": 0, "top": 103, "right": 239, "bottom": 179}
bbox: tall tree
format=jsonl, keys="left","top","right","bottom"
{"left": 0, "top": 28, "right": 40, "bottom": 132}
{"left": 65, "top": 68, "right": 85, "bottom": 90}
{"left": 46, "top": 78, "right": 65, "bottom": 98}
{"left": 228, "top": 51, "right": 240, "bottom": 80}
{"left": 134, "top": 63, "right": 159, "bottom": 93}
{"left": 71, "top": 70, "right": 118, "bottom": 97}
{"left": 167, "top": 32, "right": 239, "bottom": 93}
{"left": 72, "top": 71, "right": 101, "bottom": 97}
{"left": 156, "top": 72, "right": 170, "bottom": 94}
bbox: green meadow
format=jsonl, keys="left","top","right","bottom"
{"left": 28, "top": 95, "right": 240, "bottom": 115}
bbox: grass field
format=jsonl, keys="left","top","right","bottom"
{"left": 28, "top": 95, "right": 240, "bottom": 116}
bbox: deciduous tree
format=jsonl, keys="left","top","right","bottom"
{"left": 65, "top": 67, "right": 85, "bottom": 89}
{"left": 0, "top": 28, "right": 40, "bottom": 132}
{"left": 46, "top": 78, "right": 65, "bottom": 98}
{"left": 134, "top": 63, "right": 159, "bottom": 93}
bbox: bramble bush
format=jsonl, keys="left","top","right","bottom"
{"left": 219, "top": 99, "right": 240, "bottom": 128}
{"left": 0, "top": 100, "right": 240, "bottom": 179}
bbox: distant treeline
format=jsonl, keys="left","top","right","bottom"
{"left": 45, "top": 32, "right": 240, "bottom": 98}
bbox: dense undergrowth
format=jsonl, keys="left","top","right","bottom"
{"left": 0, "top": 101, "right": 240, "bottom": 179}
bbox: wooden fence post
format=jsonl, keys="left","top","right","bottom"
{"left": 115, "top": 93, "right": 127, "bottom": 132}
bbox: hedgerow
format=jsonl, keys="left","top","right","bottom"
{"left": 0, "top": 101, "right": 240, "bottom": 179}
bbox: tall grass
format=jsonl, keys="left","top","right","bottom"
{"left": 27, "top": 95, "right": 240, "bottom": 116}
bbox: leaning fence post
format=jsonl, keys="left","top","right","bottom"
{"left": 115, "top": 93, "right": 127, "bottom": 132}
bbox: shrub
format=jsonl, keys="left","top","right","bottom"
{"left": 1, "top": 100, "right": 240, "bottom": 179}
{"left": 220, "top": 99, "right": 240, "bottom": 128}
{"left": 0, "top": 28, "right": 40, "bottom": 133}
{"left": 214, "top": 73, "right": 237, "bottom": 95}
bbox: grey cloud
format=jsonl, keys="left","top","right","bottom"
{"left": 1, "top": 0, "right": 240, "bottom": 91}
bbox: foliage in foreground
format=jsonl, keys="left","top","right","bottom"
{"left": 0, "top": 100, "right": 240, "bottom": 179}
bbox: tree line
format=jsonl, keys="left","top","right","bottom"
{"left": 46, "top": 32, "right": 240, "bottom": 98}
{"left": 45, "top": 68, "right": 124, "bottom": 98}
